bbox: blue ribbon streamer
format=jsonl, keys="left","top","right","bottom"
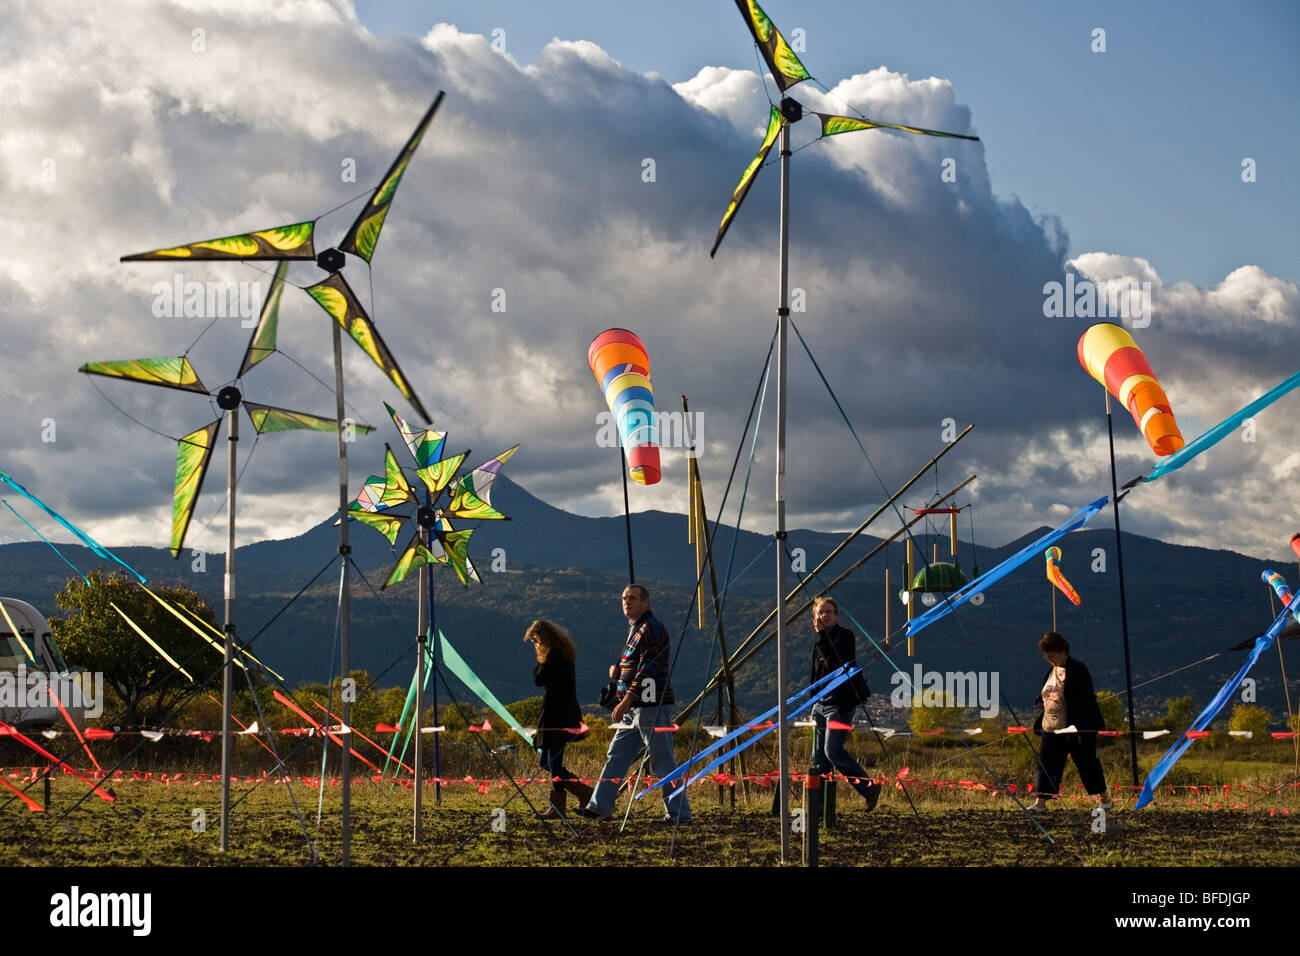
{"left": 1136, "top": 592, "right": 1298, "bottom": 808}
{"left": 665, "top": 668, "right": 861, "bottom": 800}
{"left": 1144, "top": 369, "right": 1300, "bottom": 484}
{"left": 904, "top": 496, "right": 1107, "bottom": 638}
{"left": 639, "top": 664, "right": 858, "bottom": 798}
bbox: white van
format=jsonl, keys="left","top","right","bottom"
{"left": 0, "top": 597, "right": 88, "bottom": 728}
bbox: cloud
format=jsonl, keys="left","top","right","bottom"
{"left": 1, "top": 2, "right": 1295, "bottom": 568}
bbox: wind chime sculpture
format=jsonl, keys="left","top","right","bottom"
{"left": 708, "top": 0, "right": 980, "bottom": 861}
{"left": 112, "top": 91, "right": 447, "bottom": 863}
{"left": 347, "top": 403, "right": 517, "bottom": 839}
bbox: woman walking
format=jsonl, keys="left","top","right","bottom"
{"left": 525, "top": 620, "right": 592, "bottom": 819}
{"left": 1030, "top": 631, "right": 1111, "bottom": 810}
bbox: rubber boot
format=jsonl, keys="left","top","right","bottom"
{"left": 564, "top": 779, "right": 594, "bottom": 807}
{"left": 539, "top": 787, "right": 566, "bottom": 819}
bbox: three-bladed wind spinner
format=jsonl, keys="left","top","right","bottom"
{"left": 80, "top": 266, "right": 374, "bottom": 557}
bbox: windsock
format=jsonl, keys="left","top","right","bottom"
{"left": 1263, "top": 569, "right": 1294, "bottom": 606}
{"left": 1262, "top": 569, "right": 1300, "bottom": 624}
{"left": 1078, "top": 323, "right": 1184, "bottom": 456}
{"left": 588, "top": 329, "right": 661, "bottom": 485}
{"left": 1290, "top": 533, "right": 1300, "bottom": 562}
{"left": 1045, "top": 546, "right": 1081, "bottom": 606}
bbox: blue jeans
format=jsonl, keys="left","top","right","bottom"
{"left": 587, "top": 705, "right": 692, "bottom": 821}
{"left": 538, "top": 742, "right": 573, "bottom": 790}
{"left": 811, "top": 701, "right": 875, "bottom": 799}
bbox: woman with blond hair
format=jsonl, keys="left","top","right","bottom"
{"left": 525, "top": 620, "right": 591, "bottom": 819}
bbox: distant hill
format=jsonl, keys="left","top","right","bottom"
{"left": 2, "top": 475, "right": 1295, "bottom": 727}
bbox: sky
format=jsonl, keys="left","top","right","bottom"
{"left": 1, "top": 0, "right": 1297, "bottom": 567}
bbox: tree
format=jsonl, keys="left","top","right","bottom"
{"left": 1228, "top": 705, "right": 1271, "bottom": 739}
{"left": 1096, "top": 691, "right": 1124, "bottom": 732}
{"left": 1158, "top": 695, "right": 1194, "bottom": 732}
{"left": 49, "top": 571, "right": 222, "bottom": 725}
{"left": 907, "top": 693, "right": 970, "bottom": 739}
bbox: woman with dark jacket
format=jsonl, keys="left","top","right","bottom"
{"left": 1030, "top": 631, "right": 1111, "bottom": 810}
{"left": 525, "top": 620, "right": 592, "bottom": 819}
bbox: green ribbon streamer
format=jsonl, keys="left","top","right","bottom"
{"left": 439, "top": 628, "right": 531, "bottom": 742}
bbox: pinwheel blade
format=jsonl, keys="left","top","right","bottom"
{"left": 172, "top": 420, "right": 220, "bottom": 558}
{"left": 122, "top": 221, "right": 316, "bottom": 261}
{"left": 338, "top": 92, "right": 445, "bottom": 264}
{"left": 817, "top": 112, "right": 979, "bottom": 142}
{"left": 711, "top": 106, "right": 782, "bottom": 258}
{"left": 735, "top": 0, "right": 810, "bottom": 93}
{"left": 305, "top": 272, "right": 432, "bottom": 422}
{"left": 244, "top": 402, "right": 373, "bottom": 436}
{"left": 238, "top": 260, "right": 289, "bottom": 376}
{"left": 447, "top": 445, "right": 518, "bottom": 520}
{"left": 385, "top": 402, "right": 446, "bottom": 468}
{"left": 349, "top": 509, "right": 406, "bottom": 546}
{"left": 80, "top": 356, "right": 208, "bottom": 394}
{"left": 414, "top": 452, "right": 466, "bottom": 498}
{"left": 385, "top": 534, "right": 444, "bottom": 589}
{"left": 436, "top": 527, "right": 475, "bottom": 587}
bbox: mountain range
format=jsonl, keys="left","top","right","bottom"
{"left": 2, "top": 475, "right": 1294, "bottom": 726}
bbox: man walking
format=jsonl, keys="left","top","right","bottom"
{"left": 580, "top": 584, "right": 692, "bottom": 823}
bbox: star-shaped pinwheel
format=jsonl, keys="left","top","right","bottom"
{"left": 349, "top": 404, "right": 518, "bottom": 589}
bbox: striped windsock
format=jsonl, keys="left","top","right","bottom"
{"left": 588, "top": 328, "right": 661, "bottom": 485}
{"left": 1078, "top": 323, "right": 1184, "bottom": 456}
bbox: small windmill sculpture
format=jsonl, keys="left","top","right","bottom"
{"left": 709, "top": 0, "right": 981, "bottom": 862}
{"left": 350, "top": 403, "right": 517, "bottom": 590}
{"left": 81, "top": 263, "right": 373, "bottom": 559}
{"left": 113, "top": 91, "right": 448, "bottom": 863}
{"left": 349, "top": 402, "right": 517, "bottom": 835}
{"left": 80, "top": 262, "right": 374, "bottom": 852}
{"left": 119, "top": 93, "right": 446, "bottom": 426}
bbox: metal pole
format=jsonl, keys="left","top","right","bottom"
{"left": 414, "top": 546, "right": 428, "bottom": 841}
{"left": 676, "top": 427, "right": 974, "bottom": 718}
{"left": 621, "top": 453, "right": 636, "bottom": 583}
{"left": 431, "top": 591, "right": 441, "bottom": 807}
{"left": 332, "top": 319, "right": 353, "bottom": 865}
{"left": 775, "top": 111, "right": 792, "bottom": 865}
{"left": 220, "top": 404, "right": 237, "bottom": 852}
{"left": 1105, "top": 391, "right": 1140, "bottom": 789}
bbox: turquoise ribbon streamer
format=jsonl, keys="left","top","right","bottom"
{"left": 0, "top": 469, "right": 146, "bottom": 582}
{"left": 1136, "top": 591, "right": 1298, "bottom": 808}
{"left": 438, "top": 627, "right": 531, "bottom": 742}
{"left": 2, "top": 500, "right": 89, "bottom": 583}
{"left": 1144, "top": 369, "right": 1300, "bottom": 484}
{"left": 904, "top": 496, "right": 1107, "bottom": 638}
{"left": 638, "top": 665, "right": 858, "bottom": 797}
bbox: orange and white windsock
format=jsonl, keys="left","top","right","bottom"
{"left": 1078, "top": 323, "right": 1184, "bottom": 457}
{"left": 1044, "top": 546, "right": 1081, "bottom": 606}
{"left": 1290, "top": 533, "right": 1300, "bottom": 562}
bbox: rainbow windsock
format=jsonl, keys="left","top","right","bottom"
{"left": 1263, "top": 569, "right": 1300, "bottom": 624}
{"left": 1078, "top": 323, "right": 1184, "bottom": 456}
{"left": 588, "top": 328, "right": 661, "bottom": 485}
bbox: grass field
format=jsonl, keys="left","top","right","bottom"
{"left": 4, "top": 732, "right": 1299, "bottom": 868}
